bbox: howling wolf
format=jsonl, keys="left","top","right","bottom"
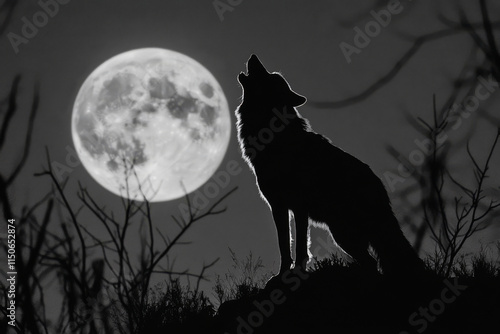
{"left": 235, "top": 54, "right": 425, "bottom": 277}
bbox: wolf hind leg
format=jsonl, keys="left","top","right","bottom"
{"left": 370, "top": 213, "right": 426, "bottom": 276}
{"left": 335, "top": 235, "right": 378, "bottom": 273}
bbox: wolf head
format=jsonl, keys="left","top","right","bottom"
{"left": 238, "top": 54, "right": 306, "bottom": 108}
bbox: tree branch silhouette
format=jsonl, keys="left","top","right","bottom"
{"left": 309, "top": 20, "right": 500, "bottom": 109}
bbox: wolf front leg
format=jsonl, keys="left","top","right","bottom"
{"left": 272, "top": 206, "right": 293, "bottom": 276}
{"left": 293, "top": 209, "right": 309, "bottom": 270}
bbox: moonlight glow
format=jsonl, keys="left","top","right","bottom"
{"left": 72, "top": 48, "right": 231, "bottom": 202}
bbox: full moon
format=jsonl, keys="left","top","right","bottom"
{"left": 72, "top": 48, "right": 231, "bottom": 202}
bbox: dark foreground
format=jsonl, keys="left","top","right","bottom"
{"left": 142, "top": 261, "right": 500, "bottom": 334}
{"left": 215, "top": 268, "right": 498, "bottom": 334}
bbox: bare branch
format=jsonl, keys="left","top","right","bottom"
{"left": 310, "top": 21, "right": 500, "bottom": 109}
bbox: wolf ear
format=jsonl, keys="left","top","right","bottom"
{"left": 289, "top": 90, "right": 307, "bottom": 107}
{"left": 247, "top": 54, "right": 269, "bottom": 76}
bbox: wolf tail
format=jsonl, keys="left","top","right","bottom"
{"left": 370, "top": 211, "right": 426, "bottom": 276}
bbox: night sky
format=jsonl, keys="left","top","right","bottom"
{"left": 2, "top": 0, "right": 500, "bottom": 306}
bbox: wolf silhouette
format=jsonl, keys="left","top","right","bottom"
{"left": 235, "top": 54, "right": 425, "bottom": 277}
